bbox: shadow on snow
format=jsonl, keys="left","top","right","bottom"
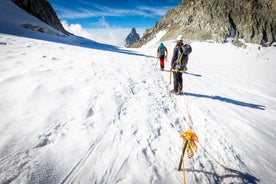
{"left": 184, "top": 92, "right": 265, "bottom": 110}
{"left": 184, "top": 72, "right": 202, "bottom": 77}
{"left": 183, "top": 146, "right": 260, "bottom": 184}
{"left": 0, "top": 31, "right": 154, "bottom": 58}
{"left": 185, "top": 167, "right": 260, "bottom": 184}
{"left": 161, "top": 70, "right": 202, "bottom": 78}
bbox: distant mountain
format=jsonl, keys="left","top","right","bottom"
{"left": 125, "top": 28, "right": 140, "bottom": 46}
{"left": 11, "top": 0, "right": 68, "bottom": 35}
{"left": 132, "top": 0, "right": 276, "bottom": 47}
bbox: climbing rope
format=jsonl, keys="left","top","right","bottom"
{"left": 180, "top": 129, "right": 198, "bottom": 159}
{"left": 178, "top": 79, "right": 198, "bottom": 184}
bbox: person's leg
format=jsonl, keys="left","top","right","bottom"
{"left": 160, "top": 56, "right": 164, "bottom": 70}
{"left": 178, "top": 73, "right": 183, "bottom": 92}
{"left": 173, "top": 72, "right": 178, "bottom": 92}
{"left": 175, "top": 72, "right": 181, "bottom": 94}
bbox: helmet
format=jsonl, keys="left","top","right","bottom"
{"left": 176, "top": 35, "right": 184, "bottom": 41}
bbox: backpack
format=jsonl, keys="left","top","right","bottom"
{"left": 159, "top": 44, "right": 165, "bottom": 56}
{"left": 183, "top": 44, "right": 192, "bottom": 55}
{"left": 177, "top": 44, "right": 192, "bottom": 71}
{"left": 178, "top": 44, "right": 192, "bottom": 64}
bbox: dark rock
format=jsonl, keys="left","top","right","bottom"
{"left": 12, "top": 0, "right": 68, "bottom": 34}
{"left": 125, "top": 28, "right": 140, "bottom": 46}
{"left": 132, "top": 0, "right": 276, "bottom": 47}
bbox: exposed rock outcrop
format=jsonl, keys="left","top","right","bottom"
{"left": 12, "top": 0, "right": 68, "bottom": 34}
{"left": 125, "top": 28, "right": 140, "bottom": 46}
{"left": 132, "top": 0, "right": 276, "bottom": 47}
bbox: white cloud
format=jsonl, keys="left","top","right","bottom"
{"left": 56, "top": 5, "right": 174, "bottom": 19}
{"left": 97, "top": 17, "right": 110, "bottom": 28}
{"left": 56, "top": 8, "right": 95, "bottom": 19}
{"left": 138, "top": 6, "right": 171, "bottom": 17}
{"left": 61, "top": 20, "right": 145, "bottom": 47}
{"left": 61, "top": 20, "right": 92, "bottom": 39}
{"left": 86, "top": 28, "right": 145, "bottom": 47}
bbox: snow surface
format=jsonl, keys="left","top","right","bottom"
{"left": 1, "top": 0, "right": 276, "bottom": 183}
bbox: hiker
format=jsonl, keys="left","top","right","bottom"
{"left": 170, "top": 35, "right": 192, "bottom": 95}
{"left": 157, "top": 43, "right": 168, "bottom": 71}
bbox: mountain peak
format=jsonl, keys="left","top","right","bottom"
{"left": 125, "top": 27, "right": 140, "bottom": 46}
{"left": 131, "top": 27, "right": 137, "bottom": 33}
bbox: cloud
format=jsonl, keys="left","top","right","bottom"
{"left": 137, "top": 6, "right": 171, "bottom": 17}
{"left": 56, "top": 5, "right": 174, "bottom": 19}
{"left": 61, "top": 20, "right": 145, "bottom": 47}
{"left": 97, "top": 17, "right": 110, "bottom": 28}
{"left": 61, "top": 20, "right": 92, "bottom": 39}
{"left": 57, "top": 8, "right": 95, "bottom": 19}
{"left": 86, "top": 28, "right": 145, "bottom": 47}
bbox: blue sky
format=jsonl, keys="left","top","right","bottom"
{"left": 47, "top": 0, "right": 181, "bottom": 46}
{"left": 48, "top": 0, "right": 181, "bottom": 29}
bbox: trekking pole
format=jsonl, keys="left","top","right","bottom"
{"left": 156, "top": 57, "right": 159, "bottom": 65}
{"left": 178, "top": 140, "right": 188, "bottom": 171}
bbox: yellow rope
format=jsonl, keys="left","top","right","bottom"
{"left": 179, "top": 77, "right": 198, "bottom": 184}
{"left": 183, "top": 94, "right": 191, "bottom": 130}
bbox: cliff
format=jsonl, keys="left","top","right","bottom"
{"left": 132, "top": 0, "right": 276, "bottom": 47}
{"left": 12, "top": 0, "right": 68, "bottom": 34}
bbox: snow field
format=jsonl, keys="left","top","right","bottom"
{"left": 1, "top": 32, "right": 276, "bottom": 183}
{"left": 0, "top": 0, "right": 276, "bottom": 182}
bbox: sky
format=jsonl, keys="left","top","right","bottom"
{"left": 47, "top": 0, "right": 182, "bottom": 46}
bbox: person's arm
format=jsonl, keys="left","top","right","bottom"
{"left": 171, "top": 47, "right": 178, "bottom": 67}
{"left": 157, "top": 48, "right": 159, "bottom": 58}
{"left": 163, "top": 47, "right": 167, "bottom": 61}
{"left": 165, "top": 47, "right": 168, "bottom": 56}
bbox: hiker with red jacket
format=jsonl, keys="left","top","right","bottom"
{"left": 157, "top": 43, "right": 168, "bottom": 71}
{"left": 170, "top": 35, "right": 192, "bottom": 95}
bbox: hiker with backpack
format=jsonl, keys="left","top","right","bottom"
{"left": 157, "top": 43, "right": 168, "bottom": 71}
{"left": 170, "top": 35, "right": 192, "bottom": 95}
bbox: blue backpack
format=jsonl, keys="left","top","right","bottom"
{"left": 159, "top": 43, "right": 165, "bottom": 56}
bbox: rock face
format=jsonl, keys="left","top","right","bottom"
{"left": 132, "top": 0, "right": 276, "bottom": 47}
{"left": 125, "top": 28, "right": 140, "bottom": 46}
{"left": 12, "top": 0, "right": 68, "bottom": 34}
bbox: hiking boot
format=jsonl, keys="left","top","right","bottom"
{"left": 170, "top": 90, "right": 178, "bottom": 95}
{"left": 160, "top": 68, "right": 164, "bottom": 71}
{"left": 170, "top": 90, "right": 181, "bottom": 95}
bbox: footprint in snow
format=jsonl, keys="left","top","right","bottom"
{"left": 86, "top": 107, "right": 94, "bottom": 118}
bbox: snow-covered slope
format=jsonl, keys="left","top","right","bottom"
{"left": 0, "top": 0, "right": 128, "bottom": 53}
{"left": 1, "top": 0, "right": 276, "bottom": 183}
{"left": 0, "top": 0, "right": 68, "bottom": 41}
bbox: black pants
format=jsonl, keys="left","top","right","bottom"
{"left": 173, "top": 72, "right": 183, "bottom": 92}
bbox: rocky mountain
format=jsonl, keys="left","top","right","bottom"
{"left": 132, "top": 0, "right": 276, "bottom": 47}
{"left": 11, "top": 0, "right": 68, "bottom": 34}
{"left": 125, "top": 28, "right": 140, "bottom": 46}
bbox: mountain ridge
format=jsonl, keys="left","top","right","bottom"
{"left": 132, "top": 0, "right": 276, "bottom": 47}
{"left": 11, "top": 0, "right": 68, "bottom": 35}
